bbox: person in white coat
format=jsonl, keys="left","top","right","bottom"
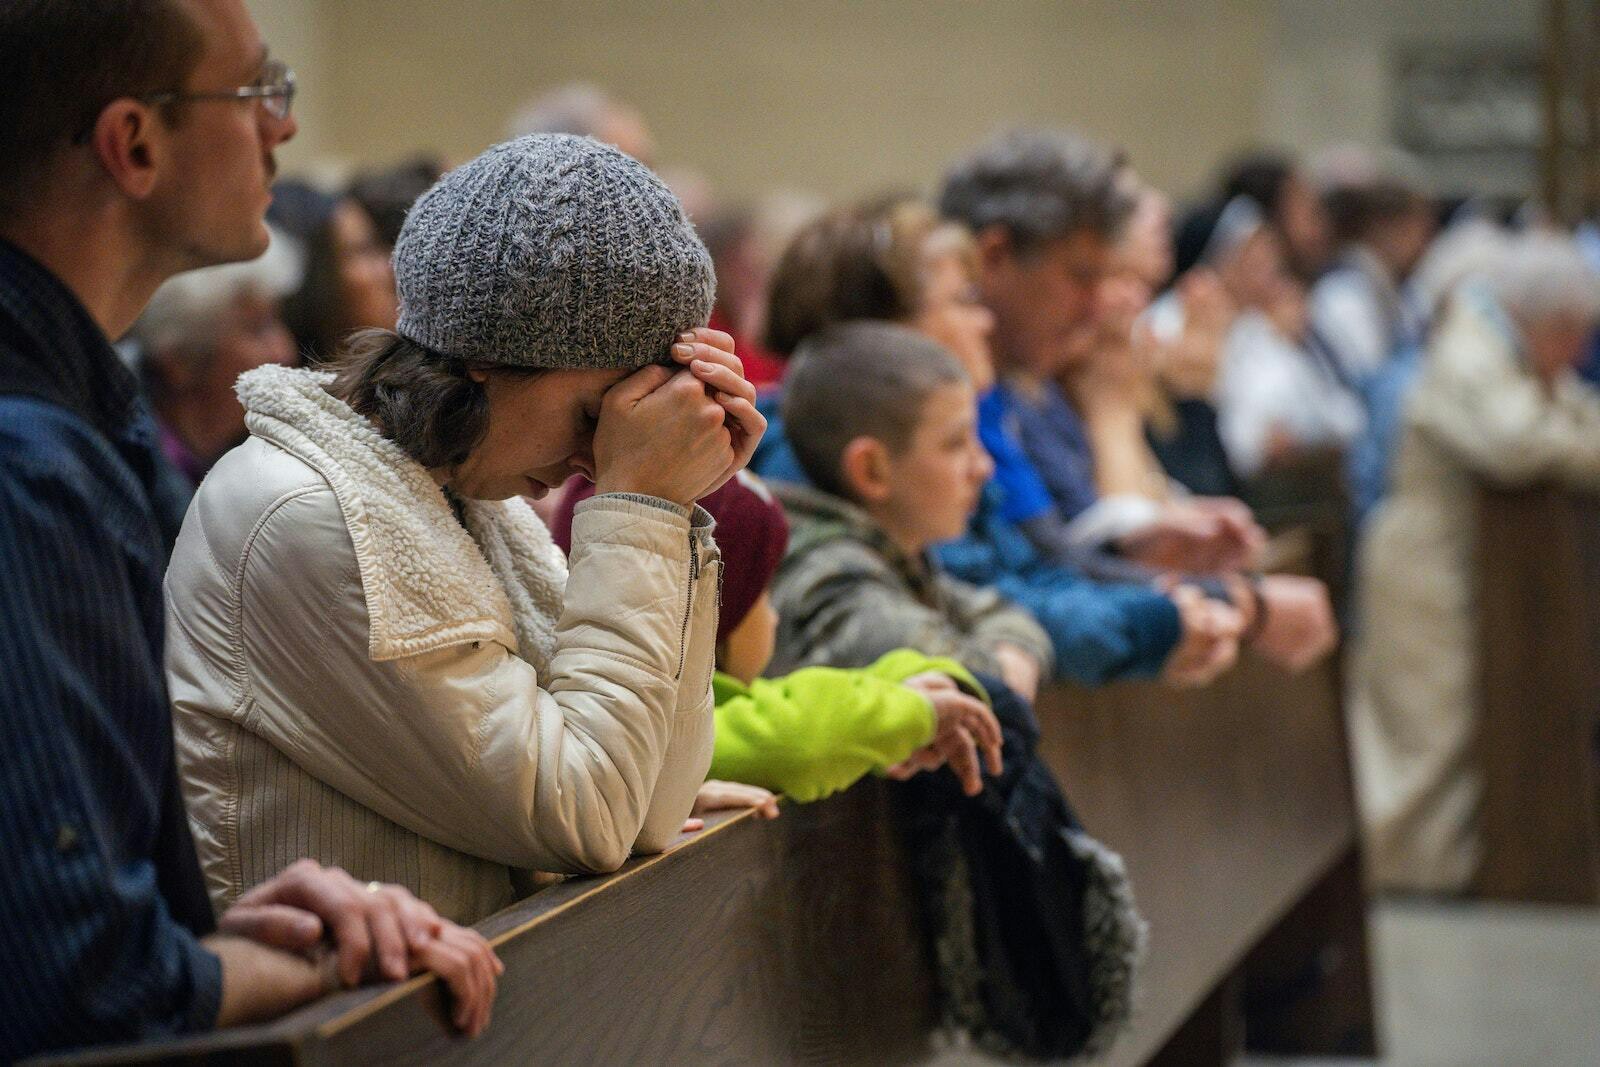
{"left": 165, "top": 134, "right": 765, "bottom": 924}
{"left": 1348, "top": 233, "right": 1600, "bottom": 892}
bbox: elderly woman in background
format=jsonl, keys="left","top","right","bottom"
{"left": 133, "top": 228, "right": 299, "bottom": 488}
{"left": 166, "top": 135, "right": 763, "bottom": 924}
{"left": 1348, "top": 232, "right": 1600, "bottom": 893}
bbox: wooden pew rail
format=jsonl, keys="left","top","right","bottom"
{"left": 43, "top": 529, "right": 1375, "bottom": 1066}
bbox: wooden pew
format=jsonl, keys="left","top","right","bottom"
{"left": 45, "top": 530, "right": 1373, "bottom": 1067}
{"left": 35, "top": 784, "right": 937, "bottom": 1067}
{"left": 1035, "top": 654, "right": 1374, "bottom": 1065}
{"left": 1474, "top": 484, "right": 1600, "bottom": 905}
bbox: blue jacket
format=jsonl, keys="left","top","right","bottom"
{"left": 0, "top": 239, "right": 220, "bottom": 1060}
{"left": 936, "top": 481, "right": 1180, "bottom": 683}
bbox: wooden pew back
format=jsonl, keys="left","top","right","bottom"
{"left": 45, "top": 527, "right": 1373, "bottom": 1067}
{"left": 36, "top": 785, "right": 935, "bottom": 1067}
{"left": 1036, "top": 650, "right": 1366, "bottom": 1065}
{"left": 1475, "top": 484, "right": 1600, "bottom": 904}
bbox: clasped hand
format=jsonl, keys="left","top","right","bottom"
{"left": 593, "top": 327, "right": 766, "bottom": 506}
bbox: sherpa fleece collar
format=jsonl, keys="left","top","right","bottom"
{"left": 235, "top": 364, "right": 566, "bottom": 670}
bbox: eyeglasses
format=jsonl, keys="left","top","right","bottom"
{"left": 143, "top": 59, "right": 297, "bottom": 121}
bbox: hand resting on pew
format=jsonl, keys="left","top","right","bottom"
{"left": 991, "top": 641, "right": 1043, "bottom": 704}
{"left": 1160, "top": 584, "right": 1244, "bottom": 686}
{"left": 682, "top": 779, "right": 783, "bottom": 832}
{"left": 883, "top": 671, "right": 1005, "bottom": 797}
{"left": 1250, "top": 573, "right": 1339, "bottom": 673}
{"left": 208, "top": 858, "right": 503, "bottom": 1037}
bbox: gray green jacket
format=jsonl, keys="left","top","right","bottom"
{"left": 768, "top": 483, "right": 1054, "bottom": 681}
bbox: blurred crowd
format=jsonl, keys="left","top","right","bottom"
{"left": 123, "top": 82, "right": 1600, "bottom": 908}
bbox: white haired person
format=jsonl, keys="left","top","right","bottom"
{"left": 165, "top": 135, "right": 763, "bottom": 924}
{"left": 1348, "top": 232, "right": 1600, "bottom": 893}
{"left": 133, "top": 227, "right": 299, "bottom": 487}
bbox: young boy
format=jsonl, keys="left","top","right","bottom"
{"left": 551, "top": 472, "right": 1005, "bottom": 803}
{"left": 769, "top": 320, "right": 1242, "bottom": 698}
{"left": 767, "top": 321, "right": 1053, "bottom": 698}
{"left": 764, "top": 323, "right": 1149, "bottom": 1055}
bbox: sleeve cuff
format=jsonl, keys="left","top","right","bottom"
{"left": 1116, "top": 588, "right": 1183, "bottom": 674}
{"left": 181, "top": 937, "right": 225, "bottom": 1034}
{"left": 591, "top": 492, "right": 693, "bottom": 520}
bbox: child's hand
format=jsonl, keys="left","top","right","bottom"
{"left": 1161, "top": 584, "right": 1242, "bottom": 687}
{"left": 893, "top": 674, "right": 1005, "bottom": 796}
{"left": 688, "top": 780, "right": 781, "bottom": 828}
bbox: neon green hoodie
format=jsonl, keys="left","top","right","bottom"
{"left": 710, "top": 649, "right": 987, "bottom": 803}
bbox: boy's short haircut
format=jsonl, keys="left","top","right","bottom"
{"left": 939, "top": 128, "right": 1133, "bottom": 256}
{"left": 781, "top": 321, "right": 969, "bottom": 500}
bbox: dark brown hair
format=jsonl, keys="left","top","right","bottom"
{"left": 0, "top": 0, "right": 204, "bottom": 217}
{"left": 764, "top": 198, "right": 973, "bottom": 357}
{"left": 327, "top": 329, "right": 541, "bottom": 471}
{"left": 1325, "top": 179, "right": 1431, "bottom": 246}
{"left": 781, "top": 321, "right": 968, "bottom": 499}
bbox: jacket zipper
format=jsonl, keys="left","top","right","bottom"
{"left": 675, "top": 536, "right": 698, "bottom": 681}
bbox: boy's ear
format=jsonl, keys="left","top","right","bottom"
{"left": 840, "top": 436, "right": 894, "bottom": 503}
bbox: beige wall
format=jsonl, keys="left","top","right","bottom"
{"left": 251, "top": 0, "right": 1272, "bottom": 201}
{"left": 1262, "top": 0, "right": 1540, "bottom": 196}
{"left": 248, "top": 0, "right": 1543, "bottom": 204}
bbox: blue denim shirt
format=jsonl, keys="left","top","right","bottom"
{"left": 991, "top": 379, "right": 1101, "bottom": 521}
{"left": 0, "top": 239, "right": 220, "bottom": 1060}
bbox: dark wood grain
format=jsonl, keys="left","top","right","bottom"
{"left": 1475, "top": 484, "right": 1600, "bottom": 904}
{"left": 36, "top": 787, "right": 934, "bottom": 1067}
{"left": 1036, "top": 650, "right": 1361, "bottom": 1066}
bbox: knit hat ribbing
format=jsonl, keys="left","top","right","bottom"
{"left": 393, "top": 134, "right": 715, "bottom": 370}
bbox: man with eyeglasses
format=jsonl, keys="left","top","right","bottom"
{"left": 0, "top": 2, "right": 500, "bottom": 1059}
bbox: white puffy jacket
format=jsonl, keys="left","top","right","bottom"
{"left": 165, "top": 366, "right": 719, "bottom": 923}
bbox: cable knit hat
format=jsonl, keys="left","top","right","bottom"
{"left": 550, "top": 471, "right": 789, "bottom": 642}
{"left": 393, "top": 134, "right": 715, "bottom": 369}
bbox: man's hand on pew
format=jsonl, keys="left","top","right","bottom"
{"left": 1250, "top": 574, "right": 1339, "bottom": 673}
{"left": 886, "top": 673, "right": 1004, "bottom": 797}
{"left": 217, "top": 859, "right": 503, "bottom": 1036}
{"left": 1161, "top": 584, "right": 1243, "bottom": 687}
{"left": 1123, "top": 498, "right": 1264, "bottom": 574}
{"left": 683, "top": 779, "right": 781, "bottom": 831}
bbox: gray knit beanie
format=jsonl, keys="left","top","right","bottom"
{"left": 393, "top": 134, "right": 715, "bottom": 369}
